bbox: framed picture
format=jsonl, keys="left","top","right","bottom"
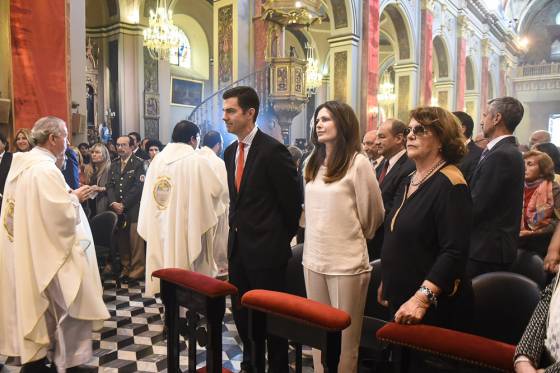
{"left": 171, "top": 77, "right": 203, "bottom": 107}
{"left": 144, "top": 92, "right": 160, "bottom": 118}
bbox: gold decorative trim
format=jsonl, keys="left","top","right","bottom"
{"left": 152, "top": 176, "right": 172, "bottom": 210}
{"left": 3, "top": 199, "right": 14, "bottom": 242}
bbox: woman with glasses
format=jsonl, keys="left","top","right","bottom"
{"left": 303, "top": 101, "right": 384, "bottom": 372}
{"left": 379, "top": 107, "right": 473, "bottom": 336}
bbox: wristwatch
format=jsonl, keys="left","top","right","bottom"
{"left": 418, "top": 285, "right": 438, "bottom": 307}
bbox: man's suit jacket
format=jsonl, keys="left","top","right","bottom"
{"left": 459, "top": 140, "right": 483, "bottom": 183}
{"left": 106, "top": 155, "right": 145, "bottom": 223}
{"left": 134, "top": 148, "right": 150, "bottom": 160}
{"left": 225, "top": 129, "right": 302, "bottom": 270}
{"left": 469, "top": 136, "right": 524, "bottom": 265}
{"left": 369, "top": 152, "right": 415, "bottom": 259}
{"left": 62, "top": 148, "right": 80, "bottom": 190}
{"left": 376, "top": 152, "right": 415, "bottom": 214}
{"left": 0, "top": 152, "right": 13, "bottom": 213}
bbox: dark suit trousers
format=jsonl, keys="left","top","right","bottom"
{"left": 229, "top": 247, "right": 289, "bottom": 373}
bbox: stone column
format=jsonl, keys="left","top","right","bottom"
{"left": 480, "top": 39, "right": 490, "bottom": 115}
{"left": 419, "top": 0, "right": 434, "bottom": 106}
{"left": 455, "top": 15, "right": 468, "bottom": 111}
{"left": 393, "top": 63, "right": 419, "bottom": 121}
{"left": 213, "top": 0, "right": 251, "bottom": 91}
{"left": 118, "top": 28, "right": 144, "bottom": 136}
{"left": 329, "top": 34, "right": 360, "bottom": 110}
{"left": 360, "top": 0, "right": 380, "bottom": 132}
{"left": 253, "top": 1, "right": 267, "bottom": 72}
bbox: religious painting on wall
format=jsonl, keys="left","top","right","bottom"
{"left": 171, "top": 77, "right": 204, "bottom": 107}
{"left": 144, "top": 92, "right": 160, "bottom": 118}
{"left": 334, "top": 51, "right": 347, "bottom": 102}
{"left": 397, "top": 75, "right": 410, "bottom": 121}
{"left": 295, "top": 67, "right": 303, "bottom": 93}
{"left": 218, "top": 5, "right": 233, "bottom": 88}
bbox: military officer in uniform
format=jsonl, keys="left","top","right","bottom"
{"left": 106, "top": 135, "right": 146, "bottom": 282}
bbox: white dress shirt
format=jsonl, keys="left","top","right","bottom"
{"left": 386, "top": 149, "right": 407, "bottom": 174}
{"left": 235, "top": 125, "right": 259, "bottom": 171}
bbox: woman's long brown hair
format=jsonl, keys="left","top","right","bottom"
{"left": 304, "top": 101, "right": 362, "bottom": 184}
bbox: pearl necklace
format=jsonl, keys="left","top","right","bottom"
{"left": 410, "top": 159, "right": 445, "bottom": 187}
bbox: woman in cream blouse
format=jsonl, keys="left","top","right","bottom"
{"left": 303, "top": 100, "right": 384, "bottom": 372}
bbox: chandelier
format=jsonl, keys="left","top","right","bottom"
{"left": 143, "top": 0, "right": 181, "bottom": 61}
{"left": 262, "top": 0, "right": 324, "bottom": 27}
{"left": 305, "top": 43, "right": 322, "bottom": 94}
{"left": 377, "top": 72, "right": 396, "bottom": 104}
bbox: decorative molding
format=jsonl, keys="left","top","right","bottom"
{"left": 86, "top": 22, "right": 144, "bottom": 38}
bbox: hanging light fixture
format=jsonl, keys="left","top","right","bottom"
{"left": 305, "top": 43, "right": 322, "bottom": 94}
{"left": 377, "top": 72, "right": 396, "bottom": 104}
{"left": 143, "top": 0, "right": 181, "bottom": 61}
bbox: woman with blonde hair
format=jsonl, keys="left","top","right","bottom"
{"left": 13, "top": 128, "right": 33, "bottom": 152}
{"left": 303, "top": 100, "right": 384, "bottom": 372}
{"left": 84, "top": 142, "right": 112, "bottom": 216}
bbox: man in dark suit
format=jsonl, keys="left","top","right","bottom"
{"left": 467, "top": 96, "right": 525, "bottom": 278}
{"left": 0, "top": 132, "right": 13, "bottom": 214}
{"left": 128, "top": 131, "right": 150, "bottom": 160}
{"left": 454, "top": 111, "right": 482, "bottom": 183}
{"left": 370, "top": 119, "right": 415, "bottom": 259}
{"left": 106, "top": 135, "right": 146, "bottom": 282}
{"left": 223, "top": 86, "right": 301, "bottom": 373}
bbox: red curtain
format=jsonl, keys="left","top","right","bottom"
{"left": 10, "top": 0, "right": 68, "bottom": 130}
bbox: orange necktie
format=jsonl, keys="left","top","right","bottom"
{"left": 236, "top": 142, "right": 245, "bottom": 191}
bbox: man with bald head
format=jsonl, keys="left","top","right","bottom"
{"left": 362, "top": 130, "right": 383, "bottom": 169}
{"left": 0, "top": 116, "right": 108, "bottom": 371}
{"left": 529, "top": 130, "right": 551, "bottom": 149}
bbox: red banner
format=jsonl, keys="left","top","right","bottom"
{"left": 10, "top": 0, "right": 68, "bottom": 130}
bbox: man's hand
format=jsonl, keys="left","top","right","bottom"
{"left": 111, "top": 202, "right": 124, "bottom": 215}
{"left": 394, "top": 293, "right": 430, "bottom": 325}
{"left": 72, "top": 185, "right": 94, "bottom": 203}
{"left": 520, "top": 230, "right": 533, "bottom": 238}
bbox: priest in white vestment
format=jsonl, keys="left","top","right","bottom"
{"left": 138, "top": 121, "right": 228, "bottom": 296}
{"left": 0, "top": 117, "right": 109, "bottom": 372}
{"left": 197, "top": 130, "right": 229, "bottom": 275}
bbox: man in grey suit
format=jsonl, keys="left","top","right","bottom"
{"left": 467, "top": 97, "right": 525, "bottom": 278}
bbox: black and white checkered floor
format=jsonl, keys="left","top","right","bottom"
{"left": 0, "top": 280, "right": 313, "bottom": 373}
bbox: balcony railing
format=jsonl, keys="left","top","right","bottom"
{"left": 515, "top": 62, "right": 560, "bottom": 77}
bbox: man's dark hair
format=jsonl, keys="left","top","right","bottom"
{"left": 535, "top": 142, "right": 560, "bottom": 174}
{"left": 172, "top": 120, "right": 200, "bottom": 144}
{"left": 222, "top": 86, "right": 260, "bottom": 123}
{"left": 388, "top": 118, "right": 407, "bottom": 136}
{"left": 78, "top": 142, "right": 89, "bottom": 149}
{"left": 0, "top": 132, "right": 8, "bottom": 150}
{"left": 128, "top": 131, "right": 142, "bottom": 143}
{"left": 453, "top": 111, "right": 474, "bottom": 138}
{"left": 203, "top": 131, "right": 222, "bottom": 148}
{"left": 488, "top": 97, "right": 524, "bottom": 133}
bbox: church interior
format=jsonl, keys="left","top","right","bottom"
{"left": 2, "top": 0, "right": 560, "bottom": 372}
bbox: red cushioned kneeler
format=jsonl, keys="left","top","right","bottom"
{"left": 242, "top": 290, "right": 351, "bottom": 373}
{"left": 376, "top": 323, "right": 516, "bottom": 372}
{"left": 153, "top": 268, "right": 237, "bottom": 373}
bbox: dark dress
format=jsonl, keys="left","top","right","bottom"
{"left": 381, "top": 164, "right": 473, "bottom": 331}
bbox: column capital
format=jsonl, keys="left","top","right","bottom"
{"left": 481, "top": 38, "right": 491, "bottom": 57}
{"left": 421, "top": 0, "right": 435, "bottom": 12}
{"left": 457, "top": 15, "right": 469, "bottom": 38}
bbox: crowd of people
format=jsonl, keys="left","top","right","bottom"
{"left": 2, "top": 88, "right": 560, "bottom": 373}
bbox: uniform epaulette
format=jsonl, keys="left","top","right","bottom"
{"left": 439, "top": 164, "right": 467, "bottom": 186}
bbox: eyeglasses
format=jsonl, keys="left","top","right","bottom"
{"left": 403, "top": 124, "right": 430, "bottom": 137}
